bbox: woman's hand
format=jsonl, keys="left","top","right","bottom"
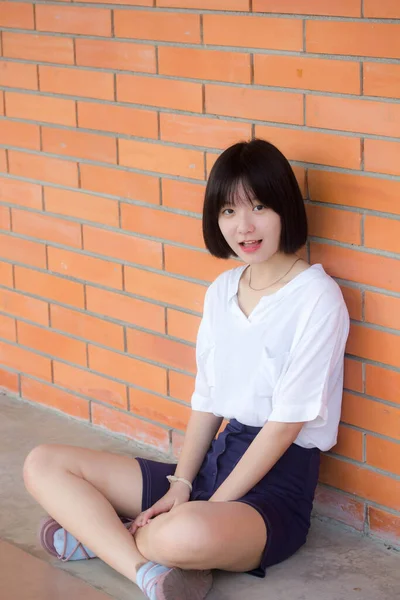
{"left": 129, "top": 481, "right": 191, "bottom": 535}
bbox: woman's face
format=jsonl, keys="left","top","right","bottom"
{"left": 217, "top": 184, "right": 282, "bottom": 264}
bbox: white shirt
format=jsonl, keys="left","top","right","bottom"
{"left": 191, "top": 264, "right": 350, "bottom": 451}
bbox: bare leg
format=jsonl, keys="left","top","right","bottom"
{"left": 24, "top": 444, "right": 150, "bottom": 583}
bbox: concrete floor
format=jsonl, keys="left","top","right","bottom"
{"left": 0, "top": 392, "right": 399, "bottom": 600}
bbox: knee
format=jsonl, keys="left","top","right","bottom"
{"left": 141, "top": 504, "right": 212, "bottom": 567}
{"left": 23, "top": 444, "right": 58, "bottom": 490}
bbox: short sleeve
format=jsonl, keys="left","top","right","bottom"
{"left": 268, "top": 303, "right": 350, "bottom": 426}
{"left": 191, "top": 286, "right": 215, "bottom": 413}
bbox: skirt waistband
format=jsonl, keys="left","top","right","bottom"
{"left": 226, "top": 419, "right": 320, "bottom": 454}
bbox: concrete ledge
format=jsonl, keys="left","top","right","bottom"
{"left": 1, "top": 394, "right": 398, "bottom": 600}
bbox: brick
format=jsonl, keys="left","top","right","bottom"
{"left": 257, "top": 125, "right": 361, "bottom": 170}
{"left": 5, "top": 92, "right": 76, "bottom": 127}
{"left": 157, "top": 0, "right": 248, "bottom": 8}
{"left": 117, "top": 74, "right": 202, "bottom": 112}
{"left": 0, "top": 149, "right": 6, "bottom": 173}
{"left": 313, "top": 486, "right": 365, "bottom": 532}
{"left": 162, "top": 179, "right": 205, "bottom": 213}
{"left": 204, "top": 14, "right": 302, "bottom": 51}
{"left": 18, "top": 321, "right": 87, "bottom": 366}
{"left": 8, "top": 151, "right": 78, "bottom": 187}
{"left": 86, "top": 286, "right": 165, "bottom": 333}
{"left": 158, "top": 47, "right": 250, "bottom": 84}
{"left": 114, "top": 10, "right": 200, "bottom": 43}
{"left": 36, "top": 5, "right": 111, "bottom": 36}
{"left": 48, "top": 247, "right": 123, "bottom": 289}
{"left": 14, "top": 266, "right": 85, "bottom": 309}
{"left": 164, "top": 245, "right": 237, "bottom": 282}
{"left": 348, "top": 323, "right": 400, "bottom": 369}
{"left": 39, "top": 66, "right": 114, "bottom": 101}
{"left": 364, "top": 139, "right": 400, "bottom": 177}
{"left": 364, "top": 0, "right": 399, "bottom": 18}
{"left": 368, "top": 507, "right": 400, "bottom": 545}
{"left": 366, "top": 364, "right": 400, "bottom": 406}
{"left": 366, "top": 435, "right": 400, "bottom": 477}
{"left": 253, "top": 0, "right": 361, "bottom": 16}
{"left": 83, "top": 225, "right": 163, "bottom": 270}
{"left": 365, "top": 291, "right": 400, "bottom": 331}
{"left": 0, "top": 366, "right": 19, "bottom": 394}
{"left": 50, "top": 304, "right": 124, "bottom": 352}
{"left": 0, "top": 314, "right": 16, "bottom": 341}
{"left": 80, "top": 164, "right": 159, "bottom": 205}
{"left": 0, "top": 177, "right": 42, "bottom": 210}
{"left": 125, "top": 266, "right": 206, "bottom": 313}
{"left": 121, "top": 204, "right": 203, "bottom": 248}
{"left": 42, "top": 127, "right": 117, "bottom": 164}
{"left": 21, "top": 377, "right": 90, "bottom": 421}
{"left": 333, "top": 425, "right": 363, "bottom": 461}
{"left": 307, "top": 95, "right": 400, "bottom": 137}
{"left": 307, "top": 21, "right": 400, "bottom": 60}
{"left": 54, "top": 361, "right": 128, "bottom": 408}
{"left": 339, "top": 286, "right": 362, "bottom": 321}
{"left": 308, "top": 170, "right": 400, "bottom": 216}
{"left": 363, "top": 63, "right": 400, "bottom": 99}
{"left": 171, "top": 430, "right": 185, "bottom": 458}
{"left": 306, "top": 204, "right": 361, "bottom": 245}
{"left": 167, "top": 309, "right": 200, "bottom": 344}
{"left": 254, "top": 55, "right": 360, "bottom": 94}
{"left": 344, "top": 358, "right": 363, "bottom": 393}
{"left": 0, "top": 340, "right": 51, "bottom": 380}
{"left": 0, "top": 60, "right": 38, "bottom": 90}
{"left": 0, "top": 233, "right": 46, "bottom": 268}
{"left": 0, "top": 120, "right": 40, "bottom": 151}
{"left": 77, "top": 0, "right": 152, "bottom": 4}
{"left": 89, "top": 345, "right": 167, "bottom": 394}
{"left": 129, "top": 388, "right": 191, "bottom": 430}
{"left": 12, "top": 209, "right": 82, "bottom": 248}
{"left": 44, "top": 187, "right": 119, "bottom": 227}
{"left": 0, "top": 2, "right": 34, "bottom": 28}
{"left": 0, "top": 261, "right": 14, "bottom": 288}
{"left": 206, "top": 84, "right": 303, "bottom": 124}
{"left": 364, "top": 215, "right": 400, "bottom": 255}
{"left": 75, "top": 38, "right": 156, "bottom": 73}
{"left": 77, "top": 101, "right": 158, "bottom": 139}
{"left": 160, "top": 114, "right": 252, "bottom": 150}
{"left": 127, "top": 329, "right": 196, "bottom": 373}
{"left": 91, "top": 403, "right": 169, "bottom": 452}
{"left": 342, "top": 392, "right": 400, "bottom": 440}
{"left": 320, "top": 455, "right": 400, "bottom": 511}
{"left": 119, "top": 140, "right": 204, "bottom": 180}
{"left": 2, "top": 32, "right": 74, "bottom": 65}
{"left": 0, "top": 205, "right": 10, "bottom": 231}
{"left": 310, "top": 243, "right": 400, "bottom": 294}
{"left": 169, "top": 370, "right": 194, "bottom": 404}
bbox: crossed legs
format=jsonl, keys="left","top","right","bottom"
{"left": 23, "top": 444, "right": 267, "bottom": 584}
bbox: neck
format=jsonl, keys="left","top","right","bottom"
{"left": 247, "top": 253, "right": 299, "bottom": 289}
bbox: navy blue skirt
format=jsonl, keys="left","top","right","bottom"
{"left": 137, "top": 419, "right": 320, "bottom": 578}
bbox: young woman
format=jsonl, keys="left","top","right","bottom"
{"left": 24, "top": 139, "right": 350, "bottom": 600}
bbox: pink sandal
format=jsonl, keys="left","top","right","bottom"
{"left": 39, "top": 515, "right": 133, "bottom": 562}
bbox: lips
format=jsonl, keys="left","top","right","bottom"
{"left": 239, "top": 239, "right": 262, "bottom": 246}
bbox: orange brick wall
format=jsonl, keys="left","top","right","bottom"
{"left": 0, "top": 0, "right": 399, "bottom": 545}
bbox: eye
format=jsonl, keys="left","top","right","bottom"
{"left": 253, "top": 204, "right": 265, "bottom": 212}
{"left": 221, "top": 207, "right": 234, "bottom": 216}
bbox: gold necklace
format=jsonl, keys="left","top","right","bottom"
{"left": 248, "top": 257, "right": 302, "bottom": 292}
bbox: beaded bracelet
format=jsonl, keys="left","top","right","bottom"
{"left": 166, "top": 475, "right": 193, "bottom": 492}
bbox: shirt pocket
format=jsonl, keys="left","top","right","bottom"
{"left": 255, "top": 351, "right": 289, "bottom": 397}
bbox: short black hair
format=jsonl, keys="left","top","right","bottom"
{"left": 202, "top": 138, "right": 307, "bottom": 258}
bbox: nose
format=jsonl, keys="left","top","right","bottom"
{"left": 236, "top": 212, "right": 255, "bottom": 235}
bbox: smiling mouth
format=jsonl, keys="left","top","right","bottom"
{"left": 239, "top": 240, "right": 262, "bottom": 247}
